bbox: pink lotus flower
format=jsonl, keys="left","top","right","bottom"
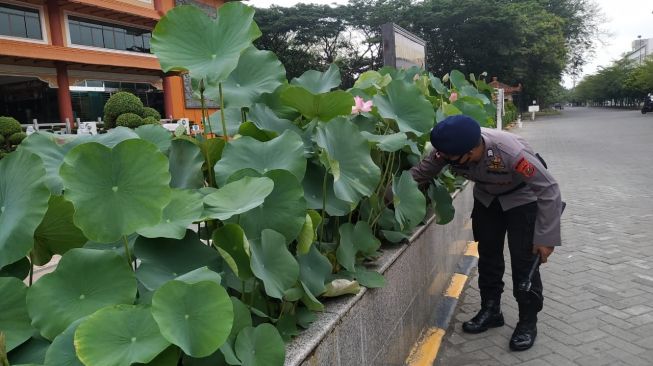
{"left": 449, "top": 92, "right": 458, "bottom": 102}
{"left": 352, "top": 96, "right": 373, "bottom": 114}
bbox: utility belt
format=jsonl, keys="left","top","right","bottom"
{"left": 495, "top": 153, "right": 547, "bottom": 197}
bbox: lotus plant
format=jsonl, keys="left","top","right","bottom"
{"left": 0, "top": 2, "right": 496, "bottom": 365}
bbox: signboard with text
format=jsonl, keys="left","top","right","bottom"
{"left": 381, "top": 23, "right": 426, "bottom": 69}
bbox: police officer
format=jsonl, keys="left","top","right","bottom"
{"left": 410, "top": 115, "right": 562, "bottom": 351}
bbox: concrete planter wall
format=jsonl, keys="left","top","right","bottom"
{"left": 286, "top": 182, "right": 475, "bottom": 366}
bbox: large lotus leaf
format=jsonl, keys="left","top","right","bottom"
{"left": 152, "top": 280, "right": 233, "bottom": 357}
{"left": 429, "top": 74, "right": 447, "bottom": 95}
{"left": 336, "top": 222, "right": 381, "bottom": 272}
{"left": 6, "top": 336, "right": 50, "bottom": 365}
{"left": 209, "top": 47, "right": 286, "bottom": 109}
{"left": 315, "top": 117, "right": 381, "bottom": 204}
{"left": 453, "top": 97, "right": 492, "bottom": 127}
{"left": 373, "top": 80, "right": 435, "bottom": 136}
{"left": 218, "top": 297, "right": 252, "bottom": 365}
{"left": 297, "top": 245, "right": 331, "bottom": 296}
{"left": 258, "top": 86, "right": 301, "bottom": 121}
{"left": 360, "top": 131, "right": 409, "bottom": 152}
{"left": 0, "top": 149, "right": 50, "bottom": 269}
{"left": 212, "top": 224, "right": 253, "bottom": 280}
{"left": 169, "top": 139, "right": 205, "bottom": 189}
{"left": 136, "top": 346, "right": 181, "bottom": 366}
{"left": 234, "top": 324, "right": 285, "bottom": 366}
{"left": 449, "top": 69, "right": 470, "bottom": 90}
{"left": 214, "top": 130, "right": 305, "bottom": 186}
{"left": 228, "top": 170, "right": 306, "bottom": 243}
{"left": 0, "top": 278, "right": 33, "bottom": 352}
{"left": 247, "top": 103, "right": 302, "bottom": 136}
{"left": 280, "top": 86, "right": 353, "bottom": 121}
{"left": 238, "top": 122, "right": 277, "bottom": 142}
{"left": 182, "top": 351, "right": 227, "bottom": 366}
{"left": 137, "top": 189, "right": 204, "bottom": 239}
{"left": 290, "top": 64, "right": 340, "bottom": 94}
{"left": 249, "top": 230, "right": 299, "bottom": 299}
{"left": 43, "top": 319, "right": 83, "bottom": 366}
{"left": 353, "top": 70, "right": 392, "bottom": 93}
{"left": 135, "top": 125, "right": 172, "bottom": 154}
{"left": 428, "top": 182, "right": 455, "bottom": 225}
{"left": 61, "top": 127, "right": 139, "bottom": 152}
{"left": 74, "top": 304, "right": 170, "bottom": 366}
{"left": 302, "top": 162, "right": 352, "bottom": 216}
{"left": 208, "top": 107, "right": 244, "bottom": 137}
{"left": 31, "top": 196, "right": 87, "bottom": 266}
{"left": 134, "top": 230, "right": 220, "bottom": 291}
{"left": 436, "top": 103, "right": 463, "bottom": 123}
{"left": 352, "top": 266, "right": 386, "bottom": 288}
{"left": 150, "top": 3, "right": 261, "bottom": 84}
{"left": 17, "top": 133, "right": 67, "bottom": 194}
{"left": 392, "top": 171, "right": 426, "bottom": 231}
{"left": 175, "top": 267, "right": 222, "bottom": 286}
{"left": 26, "top": 248, "right": 136, "bottom": 340}
{"left": 60, "top": 140, "right": 171, "bottom": 243}
{"left": 299, "top": 281, "right": 324, "bottom": 311}
{"left": 0, "top": 257, "right": 30, "bottom": 280}
{"left": 203, "top": 176, "right": 274, "bottom": 221}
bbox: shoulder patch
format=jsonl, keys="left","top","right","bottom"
{"left": 515, "top": 157, "right": 536, "bottom": 178}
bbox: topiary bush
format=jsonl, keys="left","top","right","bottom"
{"left": 116, "top": 113, "right": 144, "bottom": 128}
{"left": 142, "top": 107, "right": 161, "bottom": 120}
{"left": 142, "top": 116, "right": 160, "bottom": 125}
{"left": 0, "top": 116, "right": 22, "bottom": 138}
{"left": 103, "top": 92, "right": 144, "bottom": 128}
{"left": 8, "top": 132, "right": 27, "bottom": 145}
{"left": 0, "top": 134, "right": 4, "bottom": 146}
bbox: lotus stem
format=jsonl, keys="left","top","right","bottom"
{"left": 219, "top": 83, "right": 228, "bottom": 141}
{"left": 122, "top": 236, "right": 134, "bottom": 271}
{"left": 319, "top": 166, "right": 328, "bottom": 246}
{"left": 28, "top": 253, "right": 34, "bottom": 286}
{"left": 199, "top": 79, "right": 213, "bottom": 137}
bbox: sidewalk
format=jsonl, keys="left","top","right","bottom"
{"left": 436, "top": 108, "right": 653, "bottom": 366}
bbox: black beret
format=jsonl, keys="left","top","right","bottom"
{"left": 430, "top": 115, "right": 481, "bottom": 155}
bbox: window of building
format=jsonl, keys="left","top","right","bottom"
{"left": 0, "top": 3, "right": 43, "bottom": 40}
{"left": 68, "top": 16, "right": 151, "bottom": 53}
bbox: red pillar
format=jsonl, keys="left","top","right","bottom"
{"left": 56, "top": 63, "right": 74, "bottom": 128}
{"left": 162, "top": 75, "right": 175, "bottom": 119}
{"left": 47, "top": 0, "right": 74, "bottom": 128}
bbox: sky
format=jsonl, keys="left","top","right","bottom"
{"left": 244, "top": 0, "right": 653, "bottom": 88}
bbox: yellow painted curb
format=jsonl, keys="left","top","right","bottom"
{"left": 464, "top": 241, "right": 479, "bottom": 258}
{"left": 405, "top": 327, "right": 446, "bottom": 366}
{"left": 444, "top": 273, "right": 468, "bottom": 299}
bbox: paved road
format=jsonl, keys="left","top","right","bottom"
{"left": 436, "top": 108, "right": 653, "bottom": 366}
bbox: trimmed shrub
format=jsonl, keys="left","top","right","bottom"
{"left": 0, "top": 116, "right": 22, "bottom": 137}
{"left": 0, "top": 149, "right": 8, "bottom": 160}
{"left": 142, "top": 107, "right": 161, "bottom": 120}
{"left": 142, "top": 116, "right": 160, "bottom": 125}
{"left": 0, "top": 134, "right": 4, "bottom": 146}
{"left": 8, "top": 132, "right": 27, "bottom": 145}
{"left": 103, "top": 92, "right": 144, "bottom": 128}
{"left": 116, "top": 113, "right": 144, "bottom": 129}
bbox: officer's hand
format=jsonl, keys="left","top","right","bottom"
{"left": 533, "top": 245, "right": 554, "bottom": 263}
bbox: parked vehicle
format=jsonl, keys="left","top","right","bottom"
{"left": 642, "top": 93, "right": 653, "bottom": 114}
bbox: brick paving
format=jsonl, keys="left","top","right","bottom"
{"left": 436, "top": 108, "right": 653, "bottom": 365}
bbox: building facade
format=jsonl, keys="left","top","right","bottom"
{"left": 625, "top": 37, "right": 653, "bottom": 66}
{"left": 0, "top": 0, "right": 222, "bottom": 127}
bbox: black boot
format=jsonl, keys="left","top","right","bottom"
{"left": 509, "top": 322, "right": 537, "bottom": 351}
{"left": 509, "top": 305, "right": 538, "bottom": 351}
{"left": 462, "top": 300, "right": 504, "bottom": 334}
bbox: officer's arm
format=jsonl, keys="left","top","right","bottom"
{"left": 512, "top": 152, "right": 563, "bottom": 247}
{"left": 409, "top": 150, "right": 447, "bottom": 191}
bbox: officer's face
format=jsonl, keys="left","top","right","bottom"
{"left": 437, "top": 151, "right": 471, "bottom": 165}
